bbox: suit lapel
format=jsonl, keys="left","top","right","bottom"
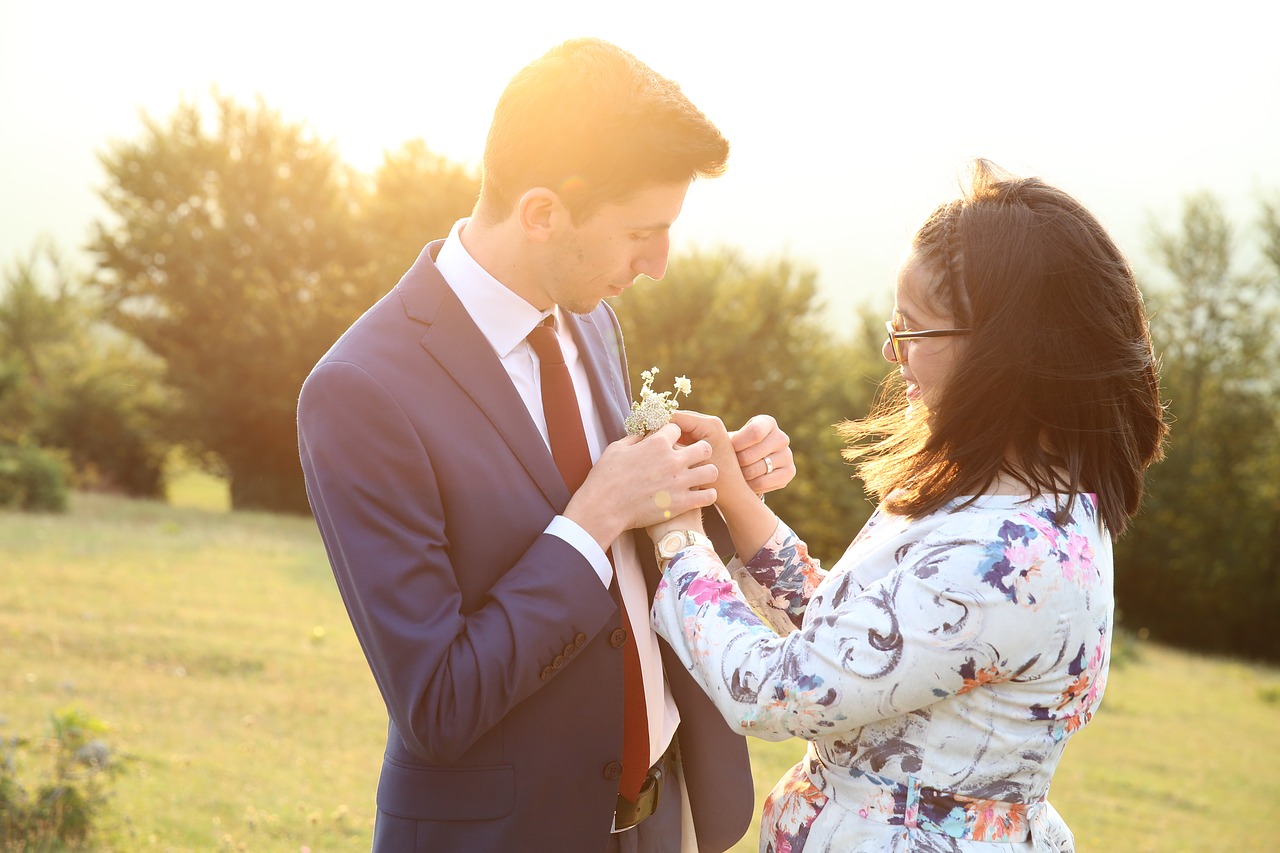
{"left": 568, "top": 307, "right": 669, "bottom": 599}
{"left": 401, "top": 245, "right": 570, "bottom": 510}
{"left": 568, "top": 308, "right": 630, "bottom": 442}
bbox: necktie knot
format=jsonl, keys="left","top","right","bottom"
{"left": 526, "top": 318, "right": 566, "bottom": 366}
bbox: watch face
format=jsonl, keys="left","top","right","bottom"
{"left": 659, "top": 530, "right": 687, "bottom": 558}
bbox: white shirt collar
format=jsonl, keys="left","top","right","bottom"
{"left": 434, "top": 218, "right": 552, "bottom": 358}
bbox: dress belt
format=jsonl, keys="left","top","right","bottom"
{"left": 807, "top": 753, "right": 1043, "bottom": 843}
{"left": 611, "top": 741, "right": 677, "bottom": 834}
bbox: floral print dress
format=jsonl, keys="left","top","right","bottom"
{"left": 651, "top": 494, "right": 1112, "bottom": 852}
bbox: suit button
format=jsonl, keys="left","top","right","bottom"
{"left": 603, "top": 761, "right": 623, "bottom": 780}
{"left": 540, "top": 666, "right": 553, "bottom": 680}
{"left": 552, "top": 655, "right": 565, "bottom": 669}
{"left": 574, "top": 632, "right": 587, "bottom": 649}
{"left": 609, "top": 628, "right": 627, "bottom": 648}
{"left": 563, "top": 642, "right": 576, "bottom": 657}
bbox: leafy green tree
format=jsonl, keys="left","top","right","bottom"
{"left": 1117, "top": 193, "right": 1280, "bottom": 660}
{"left": 0, "top": 241, "right": 167, "bottom": 500}
{"left": 90, "top": 95, "right": 366, "bottom": 511}
{"left": 613, "top": 249, "right": 886, "bottom": 564}
{"left": 361, "top": 138, "right": 479, "bottom": 288}
{"left": 89, "top": 96, "right": 478, "bottom": 512}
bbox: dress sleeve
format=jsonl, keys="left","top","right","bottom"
{"left": 651, "top": 515, "right": 1088, "bottom": 742}
{"left": 727, "top": 519, "right": 826, "bottom": 633}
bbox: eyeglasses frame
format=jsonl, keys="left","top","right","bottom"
{"left": 884, "top": 320, "right": 971, "bottom": 364}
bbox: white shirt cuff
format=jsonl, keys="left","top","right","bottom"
{"left": 546, "top": 515, "right": 613, "bottom": 588}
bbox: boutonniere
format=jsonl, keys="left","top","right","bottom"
{"left": 624, "top": 367, "right": 692, "bottom": 436}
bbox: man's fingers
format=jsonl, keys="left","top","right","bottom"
{"left": 680, "top": 438, "right": 713, "bottom": 462}
{"left": 650, "top": 421, "right": 682, "bottom": 446}
{"left": 687, "top": 460, "right": 718, "bottom": 488}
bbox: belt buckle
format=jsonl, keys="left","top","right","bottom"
{"left": 610, "top": 761, "right": 666, "bottom": 834}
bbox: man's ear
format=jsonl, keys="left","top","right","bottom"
{"left": 516, "top": 188, "right": 567, "bottom": 243}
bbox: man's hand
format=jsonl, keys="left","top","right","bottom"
{"left": 729, "top": 414, "right": 794, "bottom": 495}
{"left": 564, "top": 423, "right": 718, "bottom": 550}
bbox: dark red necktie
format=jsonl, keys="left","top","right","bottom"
{"left": 526, "top": 317, "right": 651, "bottom": 802}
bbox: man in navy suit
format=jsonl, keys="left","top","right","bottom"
{"left": 297, "top": 38, "right": 793, "bottom": 851}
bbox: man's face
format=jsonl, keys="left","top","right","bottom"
{"left": 545, "top": 182, "right": 690, "bottom": 314}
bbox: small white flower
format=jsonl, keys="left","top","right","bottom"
{"left": 624, "top": 366, "right": 693, "bottom": 436}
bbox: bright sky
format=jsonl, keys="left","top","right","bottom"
{"left": 3, "top": 0, "right": 1279, "bottom": 323}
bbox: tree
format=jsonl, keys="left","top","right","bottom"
{"left": 1117, "top": 193, "right": 1280, "bottom": 661}
{"left": 0, "top": 241, "right": 167, "bottom": 499}
{"left": 89, "top": 94, "right": 478, "bottom": 512}
{"left": 89, "top": 95, "right": 365, "bottom": 511}
{"left": 612, "top": 249, "right": 886, "bottom": 564}
{"left": 361, "top": 138, "right": 479, "bottom": 288}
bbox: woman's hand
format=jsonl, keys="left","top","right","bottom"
{"left": 669, "top": 411, "right": 755, "bottom": 508}
{"left": 646, "top": 506, "right": 706, "bottom": 546}
{"left": 730, "top": 414, "right": 795, "bottom": 496}
{"left": 670, "top": 410, "right": 781, "bottom": 561}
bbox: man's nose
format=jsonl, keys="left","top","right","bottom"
{"left": 632, "top": 235, "right": 670, "bottom": 281}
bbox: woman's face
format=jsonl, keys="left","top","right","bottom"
{"left": 883, "top": 250, "right": 963, "bottom": 411}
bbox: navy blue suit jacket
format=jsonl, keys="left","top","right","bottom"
{"left": 297, "top": 242, "right": 753, "bottom": 851}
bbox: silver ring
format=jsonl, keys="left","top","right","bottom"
{"left": 763, "top": 455, "right": 774, "bottom": 475}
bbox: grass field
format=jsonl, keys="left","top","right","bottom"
{"left": 2, "top": 480, "right": 1278, "bottom": 851}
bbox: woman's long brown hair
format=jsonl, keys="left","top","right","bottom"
{"left": 841, "top": 160, "right": 1168, "bottom": 535}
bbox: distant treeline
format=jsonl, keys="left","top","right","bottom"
{"left": 2, "top": 94, "right": 1277, "bottom": 662}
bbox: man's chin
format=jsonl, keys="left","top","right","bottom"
{"left": 559, "top": 301, "right": 600, "bottom": 316}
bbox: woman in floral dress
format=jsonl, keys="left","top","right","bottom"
{"left": 647, "top": 161, "right": 1167, "bottom": 852}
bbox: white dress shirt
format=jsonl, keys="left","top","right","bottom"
{"left": 434, "top": 219, "right": 678, "bottom": 768}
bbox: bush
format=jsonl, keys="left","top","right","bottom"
{"left": 0, "top": 707, "right": 124, "bottom": 850}
{"left": 1, "top": 241, "right": 171, "bottom": 500}
{"left": 0, "top": 443, "right": 68, "bottom": 512}
{"left": 36, "top": 358, "right": 168, "bottom": 498}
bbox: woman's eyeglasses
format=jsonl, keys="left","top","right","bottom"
{"left": 884, "top": 320, "right": 970, "bottom": 364}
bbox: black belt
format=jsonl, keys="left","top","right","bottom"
{"left": 611, "top": 743, "right": 677, "bottom": 834}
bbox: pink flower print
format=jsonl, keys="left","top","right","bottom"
{"left": 1021, "top": 511, "right": 1062, "bottom": 548}
{"left": 1003, "top": 535, "right": 1050, "bottom": 572}
{"left": 1060, "top": 532, "right": 1097, "bottom": 587}
{"left": 1001, "top": 537, "right": 1059, "bottom": 608}
{"left": 687, "top": 576, "right": 737, "bottom": 606}
{"left": 1084, "top": 662, "right": 1109, "bottom": 712}
{"left": 1080, "top": 631, "right": 1110, "bottom": 710}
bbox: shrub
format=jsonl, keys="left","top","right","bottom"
{"left": 0, "top": 707, "right": 124, "bottom": 850}
{"left": 0, "top": 443, "right": 68, "bottom": 512}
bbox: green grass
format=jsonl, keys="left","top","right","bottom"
{"left": 1, "top": 492, "right": 384, "bottom": 850}
{"left": 2, "top": 492, "right": 1278, "bottom": 851}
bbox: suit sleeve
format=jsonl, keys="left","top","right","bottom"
{"left": 298, "top": 359, "right": 618, "bottom": 763}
